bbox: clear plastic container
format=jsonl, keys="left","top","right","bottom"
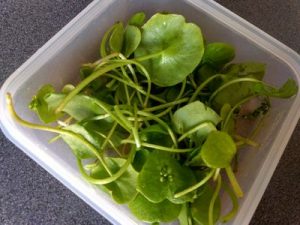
{"left": 0, "top": 0, "right": 299, "bottom": 224}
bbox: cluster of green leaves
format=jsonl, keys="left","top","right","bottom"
{"left": 7, "top": 11, "right": 298, "bottom": 225}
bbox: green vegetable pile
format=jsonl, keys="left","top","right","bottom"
{"left": 6, "top": 12, "right": 298, "bottom": 225}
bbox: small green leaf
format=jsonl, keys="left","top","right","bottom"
{"left": 90, "top": 157, "right": 138, "bottom": 204}
{"left": 202, "top": 42, "right": 235, "bottom": 68}
{"left": 173, "top": 101, "right": 220, "bottom": 145}
{"left": 251, "top": 78, "right": 298, "bottom": 98}
{"left": 200, "top": 131, "right": 236, "bottom": 168}
{"left": 195, "top": 64, "right": 218, "bottom": 85}
{"left": 109, "top": 22, "right": 124, "bottom": 53}
{"left": 135, "top": 13, "right": 204, "bottom": 86}
{"left": 173, "top": 101, "right": 221, "bottom": 134}
{"left": 137, "top": 151, "right": 196, "bottom": 203}
{"left": 45, "top": 93, "right": 107, "bottom": 121}
{"left": 128, "top": 194, "right": 181, "bottom": 223}
{"left": 29, "top": 84, "right": 62, "bottom": 123}
{"left": 128, "top": 12, "right": 146, "bottom": 27}
{"left": 191, "top": 185, "right": 221, "bottom": 225}
{"left": 61, "top": 124, "right": 103, "bottom": 159}
{"left": 123, "top": 25, "right": 141, "bottom": 57}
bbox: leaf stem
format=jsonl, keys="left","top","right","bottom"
{"left": 189, "top": 74, "right": 224, "bottom": 103}
{"left": 208, "top": 175, "right": 222, "bottom": 225}
{"left": 225, "top": 166, "right": 243, "bottom": 198}
{"left": 118, "top": 54, "right": 145, "bottom": 107}
{"left": 220, "top": 183, "right": 239, "bottom": 222}
{"left": 137, "top": 111, "right": 178, "bottom": 148}
{"left": 178, "top": 121, "right": 215, "bottom": 142}
{"left": 143, "top": 98, "right": 189, "bottom": 112}
{"left": 174, "top": 169, "right": 215, "bottom": 198}
{"left": 100, "top": 121, "right": 118, "bottom": 152}
{"left": 121, "top": 140, "right": 193, "bottom": 153}
{"left": 110, "top": 58, "right": 152, "bottom": 107}
{"left": 55, "top": 61, "right": 131, "bottom": 113}
{"left": 213, "top": 168, "right": 221, "bottom": 181}
{"left": 132, "top": 104, "right": 141, "bottom": 148}
{"left": 77, "top": 146, "right": 136, "bottom": 185}
{"left": 234, "top": 134, "right": 259, "bottom": 148}
{"left": 222, "top": 96, "right": 254, "bottom": 131}
{"left": 6, "top": 93, "right": 113, "bottom": 176}
{"left": 208, "top": 78, "right": 261, "bottom": 104}
{"left": 105, "top": 73, "right": 166, "bottom": 103}
{"left": 94, "top": 131, "right": 122, "bottom": 156}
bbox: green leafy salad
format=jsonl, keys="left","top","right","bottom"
{"left": 6, "top": 12, "right": 298, "bottom": 225}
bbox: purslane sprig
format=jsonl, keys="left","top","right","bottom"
{"left": 6, "top": 12, "right": 298, "bottom": 225}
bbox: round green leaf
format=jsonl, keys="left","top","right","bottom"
{"left": 135, "top": 13, "right": 204, "bottom": 87}
{"left": 200, "top": 131, "right": 236, "bottom": 168}
{"left": 128, "top": 194, "right": 181, "bottom": 223}
{"left": 137, "top": 151, "right": 196, "bottom": 203}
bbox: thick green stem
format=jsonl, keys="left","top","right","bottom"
{"left": 221, "top": 183, "right": 239, "bottom": 222}
{"left": 225, "top": 165, "right": 243, "bottom": 198}
{"left": 93, "top": 52, "right": 120, "bottom": 67}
